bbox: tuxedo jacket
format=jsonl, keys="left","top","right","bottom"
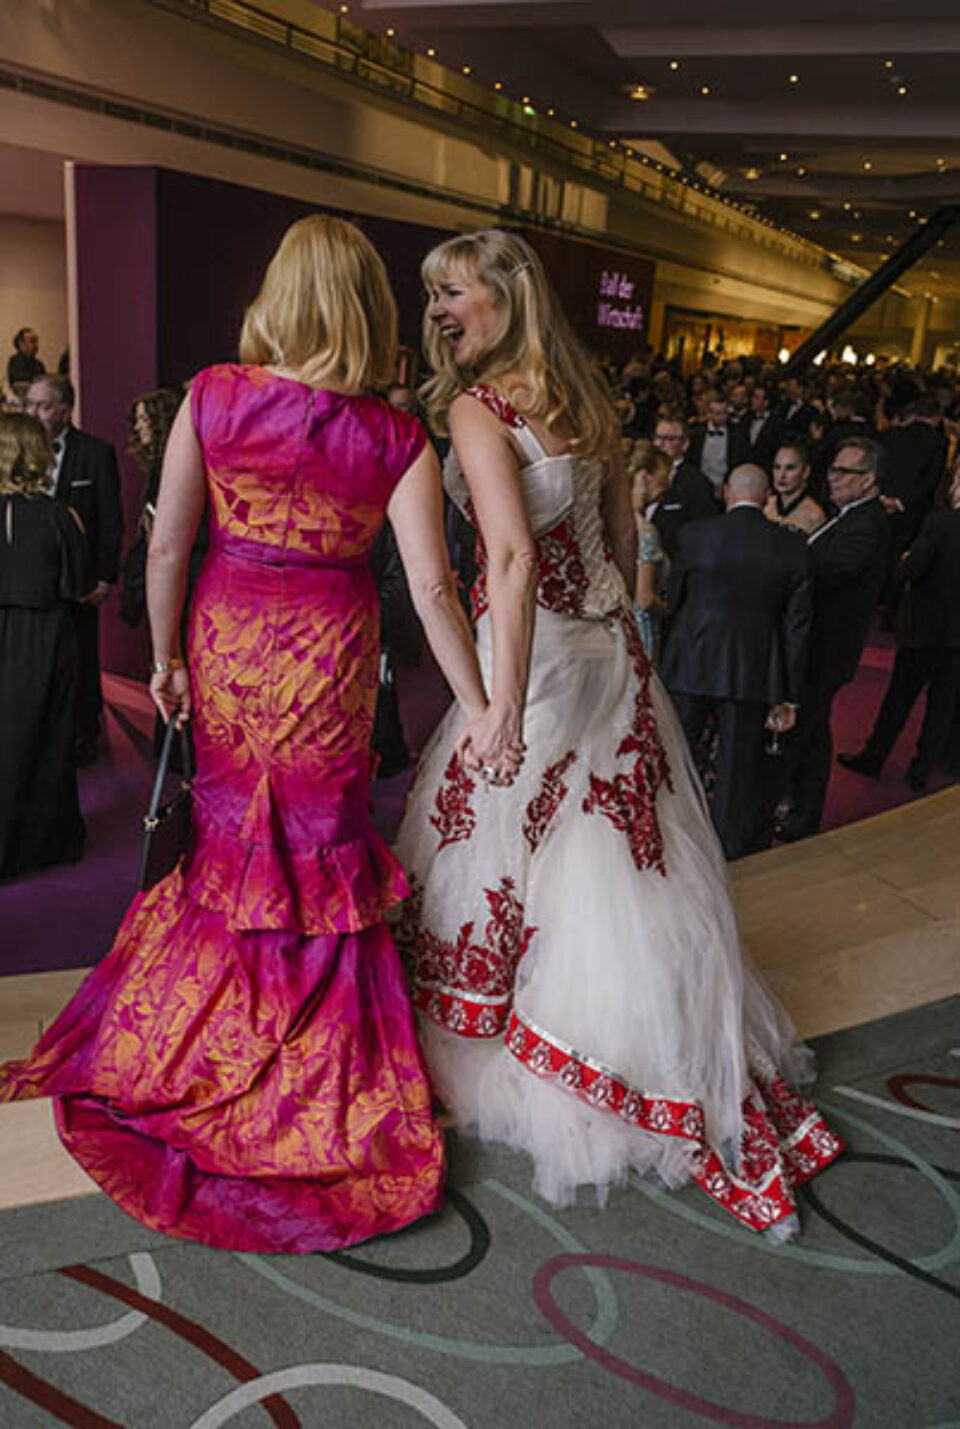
{"left": 55, "top": 426, "right": 123, "bottom": 585}
{"left": 661, "top": 505, "right": 812, "bottom": 706}
{"left": 807, "top": 496, "right": 890, "bottom": 688}
{"left": 651, "top": 460, "right": 719, "bottom": 561}
{"left": 688, "top": 422, "right": 752, "bottom": 483}
{"left": 745, "top": 412, "right": 787, "bottom": 473}
{"left": 898, "top": 509, "right": 960, "bottom": 649}
{"left": 879, "top": 423, "right": 947, "bottom": 546}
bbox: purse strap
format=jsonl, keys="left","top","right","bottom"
{"left": 146, "top": 720, "right": 194, "bottom": 826}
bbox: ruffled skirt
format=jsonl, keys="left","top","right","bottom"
{"left": 394, "top": 608, "right": 842, "bottom": 1236}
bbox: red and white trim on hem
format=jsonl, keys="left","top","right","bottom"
{"left": 398, "top": 876, "right": 537, "bottom": 1039}
{"left": 504, "top": 1006, "right": 844, "bottom": 1234}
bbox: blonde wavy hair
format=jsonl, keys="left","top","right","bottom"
{"left": 420, "top": 229, "right": 620, "bottom": 465}
{"left": 240, "top": 215, "right": 397, "bottom": 392}
{"left": 0, "top": 412, "right": 53, "bottom": 495}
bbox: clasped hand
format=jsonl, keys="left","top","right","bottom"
{"left": 455, "top": 703, "right": 525, "bottom": 788}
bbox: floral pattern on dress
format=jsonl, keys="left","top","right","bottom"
{"left": 398, "top": 876, "right": 537, "bottom": 1038}
{"left": 505, "top": 1006, "right": 844, "bottom": 1234}
{"left": 536, "top": 518, "right": 590, "bottom": 617}
{"left": 581, "top": 615, "right": 672, "bottom": 876}
{"left": 522, "top": 751, "right": 578, "bottom": 853}
{"left": 429, "top": 753, "right": 477, "bottom": 850}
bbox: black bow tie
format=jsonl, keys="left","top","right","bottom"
{"left": 707, "top": 427, "right": 726, "bottom": 436}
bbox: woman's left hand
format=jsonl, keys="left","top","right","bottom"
{"left": 455, "top": 703, "right": 525, "bottom": 787}
{"left": 150, "top": 666, "right": 192, "bottom": 728}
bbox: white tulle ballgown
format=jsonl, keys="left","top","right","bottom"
{"left": 394, "top": 386, "right": 842, "bottom": 1237}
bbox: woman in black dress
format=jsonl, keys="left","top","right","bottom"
{"left": 0, "top": 413, "right": 91, "bottom": 879}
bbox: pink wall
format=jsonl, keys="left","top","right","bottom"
{"left": 74, "top": 166, "right": 158, "bottom": 680}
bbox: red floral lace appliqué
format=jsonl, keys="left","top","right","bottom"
{"left": 429, "top": 753, "right": 477, "bottom": 850}
{"left": 395, "top": 876, "right": 537, "bottom": 1038}
{"left": 581, "top": 613, "right": 672, "bottom": 875}
{"left": 536, "top": 517, "right": 590, "bottom": 617}
{"left": 463, "top": 384, "right": 525, "bottom": 429}
{"left": 523, "top": 751, "right": 577, "bottom": 853}
{"left": 505, "top": 1007, "right": 844, "bottom": 1234}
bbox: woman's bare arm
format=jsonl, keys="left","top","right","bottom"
{"left": 147, "top": 399, "right": 206, "bottom": 724}
{"left": 447, "top": 394, "right": 538, "bottom": 773}
{"left": 601, "top": 453, "right": 638, "bottom": 595}
{"left": 388, "top": 443, "right": 488, "bottom": 726}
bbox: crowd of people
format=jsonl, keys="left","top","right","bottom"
{"left": 0, "top": 226, "right": 955, "bottom": 1257}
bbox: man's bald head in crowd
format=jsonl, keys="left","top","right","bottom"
{"left": 724, "top": 464, "right": 769, "bottom": 510}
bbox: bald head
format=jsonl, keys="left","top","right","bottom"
{"left": 724, "top": 463, "right": 769, "bottom": 510}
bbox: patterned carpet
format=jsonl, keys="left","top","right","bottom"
{"left": 1, "top": 996, "right": 958, "bottom": 1428}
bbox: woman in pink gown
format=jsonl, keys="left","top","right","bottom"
{"left": 0, "top": 217, "right": 513, "bottom": 1253}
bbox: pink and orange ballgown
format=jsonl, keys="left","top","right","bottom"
{"left": 0, "top": 365, "right": 444, "bottom": 1253}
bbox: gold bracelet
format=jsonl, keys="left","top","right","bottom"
{"left": 152, "top": 657, "right": 186, "bottom": 675}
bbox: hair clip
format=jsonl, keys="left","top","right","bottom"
{"left": 510, "top": 261, "right": 532, "bottom": 277}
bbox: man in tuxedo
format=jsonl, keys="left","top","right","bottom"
{"left": 745, "top": 385, "right": 784, "bottom": 473}
{"left": 778, "top": 437, "right": 890, "bottom": 840}
{"left": 688, "top": 395, "right": 751, "bottom": 495}
{"left": 839, "top": 490, "right": 960, "bottom": 789}
{"left": 651, "top": 415, "right": 719, "bottom": 560}
{"left": 661, "top": 465, "right": 811, "bottom": 859}
{"left": 878, "top": 396, "right": 947, "bottom": 556}
{"left": 26, "top": 375, "right": 123, "bottom": 763}
{"left": 779, "top": 375, "right": 817, "bottom": 438}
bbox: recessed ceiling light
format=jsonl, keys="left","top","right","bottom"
{"left": 797, "top": 166, "right": 808, "bottom": 177}
{"left": 426, "top": 47, "right": 436, "bottom": 57}
{"left": 897, "top": 85, "right": 908, "bottom": 96}
{"left": 494, "top": 81, "right": 502, "bottom": 91}
{"left": 385, "top": 26, "right": 396, "bottom": 37}
{"left": 462, "top": 65, "right": 471, "bottom": 75}
{"left": 744, "top": 167, "right": 761, "bottom": 180}
{"left": 629, "top": 84, "right": 653, "bottom": 101}
{"left": 700, "top": 84, "right": 711, "bottom": 96}
{"left": 789, "top": 74, "right": 800, "bottom": 84}
{"left": 546, "top": 107, "right": 555, "bottom": 116}
{"left": 522, "top": 95, "right": 530, "bottom": 103}
{"left": 884, "top": 59, "right": 895, "bottom": 70}
{"left": 669, "top": 60, "right": 680, "bottom": 71}
{"left": 779, "top": 152, "right": 789, "bottom": 162}
{"left": 570, "top": 119, "right": 578, "bottom": 128}
{"left": 843, "top": 201, "right": 852, "bottom": 210}
{"left": 809, "top": 210, "right": 821, "bottom": 220}
{"left": 863, "top": 161, "right": 873, "bottom": 171}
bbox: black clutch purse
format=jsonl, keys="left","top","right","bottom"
{"left": 138, "top": 718, "right": 194, "bottom": 892}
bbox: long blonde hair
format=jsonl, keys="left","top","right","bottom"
{"left": 420, "top": 229, "right": 620, "bottom": 465}
{"left": 0, "top": 412, "right": 52, "bottom": 495}
{"left": 240, "top": 215, "right": 397, "bottom": 392}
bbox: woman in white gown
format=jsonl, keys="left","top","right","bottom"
{"left": 394, "top": 230, "right": 842, "bottom": 1238}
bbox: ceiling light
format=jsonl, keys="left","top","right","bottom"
{"left": 884, "top": 59, "right": 895, "bottom": 70}
{"left": 779, "top": 153, "right": 788, "bottom": 162}
{"left": 700, "top": 85, "right": 711, "bottom": 96}
{"left": 338, "top": 3, "right": 348, "bottom": 11}
{"left": 523, "top": 105, "right": 535, "bottom": 116}
{"left": 546, "top": 107, "right": 555, "bottom": 116}
{"left": 629, "top": 84, "right": 653, "bottom": 101}
{"left": 385, "top": 26, "right": 396, "bottom": 37}
{"left": 797, "top": 166, "right": 808, "bottom": 177}
{"left": 809, "top": 210, "right": 821, "bottom": 220}
{"left": 789, "top": 73, "right": 799, "bottom": 84}
{"left": 609, "top": 140, "right": 617, "bottom": 148}
{"left": 669, "top": 60, "right": 680, "bottom": 71}
{"left": 522, "top": 95, "right": 530, "bottom": 103}
{"left": 426, "top": 47, "right": 436, "bottom": 57}
{"left": 897, "top": 85, "right": 908, "bottom": 96}
{"left": 863, "top": 161, "right": 873, "bottom": 171}
{"left": 493, "top": 81, "right": 502, "bottom": 91}
{"left": 850, "top": 233, "right": 862, "bottom": 242}
{"left": 744, "top": 167, "right": 761, "bottom": 180}
{"left": 462, "top": 65, "right": 471, "bottom": 75}
{"left": 909, "top": 209, "right": 917, "bottom": 218}
{"left": 843, "top": 201, "right": 852, "bottom": 211}
{"left": 570, "top": 119, "right": 578, "bottom": 128}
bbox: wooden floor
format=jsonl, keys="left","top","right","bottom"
{"left": 3, "top": 787, "right": 960, "bottom": 1213}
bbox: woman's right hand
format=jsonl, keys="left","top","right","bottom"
{"left": 455, "top": 702, "right": 526, "bottom": 786}
{"left": 150, "top": 665, "right": 192, "bottom": 728}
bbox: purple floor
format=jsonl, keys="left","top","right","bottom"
{"left": 1, "top": 636, "right": 952, "bottom": 979}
